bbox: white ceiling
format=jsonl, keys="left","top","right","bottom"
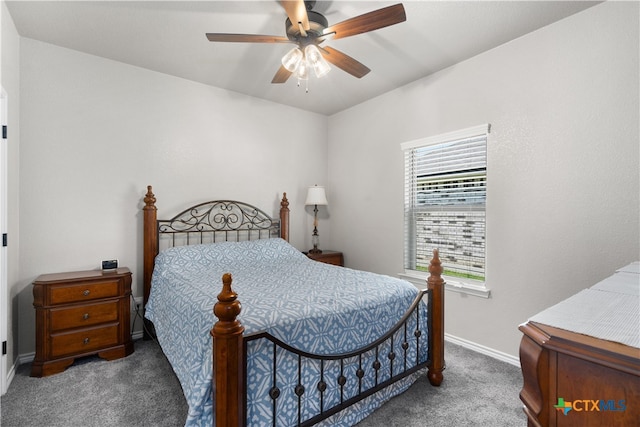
{"left": 6, "top": 1, "right": 600, "bottom": 116}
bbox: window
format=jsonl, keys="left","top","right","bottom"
{"left": 401, "top": 124, "right": 490, "bottom": 297}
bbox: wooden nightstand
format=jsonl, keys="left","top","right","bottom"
{"left": 304, "top": 250, "right": 344, "bottom": 266}
{"left": 31, "top": 267, "right": 134, "bottom": 377}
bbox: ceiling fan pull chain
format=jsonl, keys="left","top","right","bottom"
{"left": 296, "top": 77, "right": 309, "bottom": 93}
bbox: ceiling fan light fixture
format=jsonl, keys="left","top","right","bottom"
{"left": 282, "top": 47, "right": 303, "bottom": 72}
{"left": 207, "top": 2, "right": 407, "bottom": 85}
{"left": 305, "top": 45, "right": 331, "bottom": 78}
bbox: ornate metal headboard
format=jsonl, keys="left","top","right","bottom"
{"left": 157, "top": 200, "right": 282, "bottom": 250}
{"left": 142, "top": 185, "right": 290, "bottom": 308}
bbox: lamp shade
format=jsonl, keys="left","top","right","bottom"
{"left": 305, "top": 185, "right": 328, "bottom": 206}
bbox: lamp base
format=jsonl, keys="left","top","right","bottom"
{"left": 308, "top": 248, "right": 323, "bottom": 254}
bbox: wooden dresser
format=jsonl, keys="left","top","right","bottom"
{"left": 519, "top": 262, "right": 640, "bottom": 426}
{"left": 31, "top": 268, "right": 134, "bottom": 377}
{"left": 304, "top": 250, "right": 344, "bottom": 266}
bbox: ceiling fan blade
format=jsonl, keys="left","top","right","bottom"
{"left": 206, "top": 33, "right": 291, "bottom": 43}
{"left": 320, "top": 46, "right": 371, "bottom": 79}
{"left": 272, "top": 65, "right": 293, "bottom": 84}
{"left": 280, "top": 0, "right": 310, "bottom": 33}
{"left": 324, "top": 3, "right": 406, "bottom": 40}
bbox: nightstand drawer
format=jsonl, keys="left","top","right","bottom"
{"left": 50, "top": 300, "right": 119, "bottom": 331}
{"left": 49, "top": 281, "right": 120, "bottom": 305}
{"left": 50, "top": 324, "right": 119, "bottom": 358}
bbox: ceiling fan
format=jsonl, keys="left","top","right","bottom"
{"left": 206, "top": 1, "right": 406, "bottom": 84}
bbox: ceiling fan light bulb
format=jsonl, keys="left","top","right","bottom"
{"left": 313, "top": 58, "right": 331, "bottom": 78}
{"left": 296, "top": 58, "right": 309, "bottom": 80}
{"left": 282, "top": 48, "right": 303, "bottom": 72}
{"left": 304, "top": 45, "right": 322, "bottom": 63}
{"left": 304, "top": 45, "right": 330, "bottom": 78}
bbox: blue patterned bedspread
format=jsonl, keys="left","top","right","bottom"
{"left": 145, "top": 238, "right": 428, "bottom": 426}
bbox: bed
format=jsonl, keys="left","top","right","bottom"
{"left": 141, "top": 186, "right": 445, "bottom": 427}
{"left": 519, "top": 261, "right": 640, "bottom": 426}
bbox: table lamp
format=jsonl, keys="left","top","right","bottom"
{"left": 305, "top": 185, "right": 328, "bottom": 254}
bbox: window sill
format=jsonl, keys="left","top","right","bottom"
{"left": 399, "top": 271, "right": 491, "bottom": 299}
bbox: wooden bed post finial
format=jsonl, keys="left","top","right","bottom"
{"left": 144, "top": 185, "right": 156, "bottom": 208}
{"left": 427, "top": 249, "right": 444, "bottom": 287}
{"left": 211, "top": 273, "right": 244, "bottom": 427}
{"left": 213, "top": 273, "right": 242, "bottom": 328}
{"left": 280, "top": 192, "right": 290, "bottom": 242}
{"left": 427, "top": 249, "right": 445, "bottom": 387}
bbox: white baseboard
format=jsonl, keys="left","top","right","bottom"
{"left": 4, "top": 360, "right": 16, "bottom": 396}
{"left": 445, "top": 333, "right": 520, "bottom": 367}
{"left": 18, "top": 351, "right": 34, "bottom": 366}
{"left": 2, "top": 353, "right": 29, "bottom": 396}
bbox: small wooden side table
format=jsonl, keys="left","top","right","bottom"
{"left": 304, "top": 250, "right": 344, "bottom": 267}
{"left": 31, "top": 267, "right": 134, "bottom": 377}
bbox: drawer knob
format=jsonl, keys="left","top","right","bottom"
{"left": 82, "top": 290, "right": 90, "bottom": 296}
{"left": 83, "top": 338, "right": 90, "bottom": 345}
{"left": 83, "top": 313, "right": 90, "bottom": 320}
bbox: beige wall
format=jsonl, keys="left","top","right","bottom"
{"left": 327, "top": 1, "right": 639, "bottom": 358}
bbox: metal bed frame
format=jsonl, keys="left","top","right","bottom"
{"left": 142, "top": 185, "right": 444, "bottom": 427}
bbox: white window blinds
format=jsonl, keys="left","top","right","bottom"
{"left": 402, "top": 125, "right": 489, "bottom": 281}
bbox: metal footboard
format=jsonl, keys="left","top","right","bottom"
{"left": 243, "top": 289, "right": 431, "bottom": 427}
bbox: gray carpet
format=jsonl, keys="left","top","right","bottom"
{"left": 1, "top": 339, "right": 188, "bottom": 427}
{"left": 355, "top": 343, "right": 526, "bottom": 427}
{"left": 1, "top": 340, "right": 526, "bottom": 426}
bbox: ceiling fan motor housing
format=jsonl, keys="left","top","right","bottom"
{"left": 285, "top": 11, "right": 328, "bottom": 44}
